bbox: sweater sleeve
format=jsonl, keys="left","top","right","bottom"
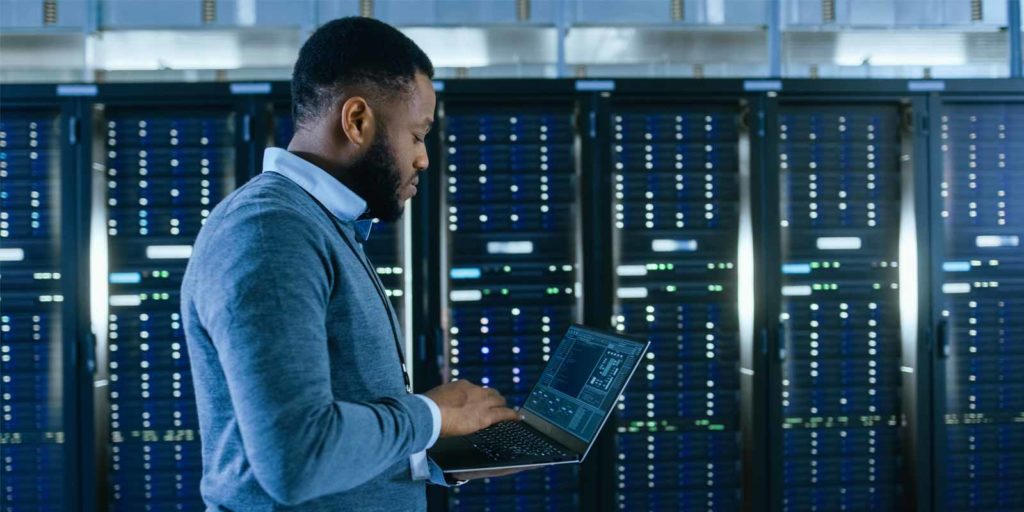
{"left": 190, "top": 201, "right": 434, "bottom": 506}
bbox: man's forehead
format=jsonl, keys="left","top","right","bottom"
{"left": 411, "top": 78, "right": 436, "bottom": 121}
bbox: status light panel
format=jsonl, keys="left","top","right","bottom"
{"left": 103, "top": 109, "right": 235, "bottom": 510}
{"left": 610, "top": 106, "right": 743, "bottom": 511}
{"left": 939, "top": 103, "right": 1024, "bottom": 509}
{"left": 0, "top": 109, "right": 65, "bottom": 512}
{"left": 778, "top": 105, "right": 904, "bottom": 511}
{"left": 442, "top": 105, "right": 581, "bottom": 511}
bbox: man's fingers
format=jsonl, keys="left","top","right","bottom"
{"left": 482, "top": 392, "right": 507, "bottom": 408}
{"left": 451, "top": 466, "right": 531, "bottom": 481}
{"left": 489, "top": 406, "right": 520, "bottom": 424}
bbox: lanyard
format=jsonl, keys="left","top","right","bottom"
{"left": 302, "top": 191, "right": 413, "bottom": 394}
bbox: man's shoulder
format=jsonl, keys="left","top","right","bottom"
{"left": 213, "top": 171, "right": 317, "bottom": 220}
{"left": 186, "top": 173, "right": 328, "bottom": 276}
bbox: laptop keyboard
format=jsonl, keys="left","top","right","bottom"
{"left": 469, "top": 421, "right": 573, "bottom": 462}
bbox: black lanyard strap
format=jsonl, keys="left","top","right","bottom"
{"left": 299, "top": 188, "right": 413, "bottom": 394}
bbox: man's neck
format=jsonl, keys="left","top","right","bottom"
{"left": 287, "top": 135, "right": 356, "bottom": 191}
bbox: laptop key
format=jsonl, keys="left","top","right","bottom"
{"left": 468, "top": 421, "right": 570, "bottom": 462}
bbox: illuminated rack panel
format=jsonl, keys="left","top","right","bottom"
{"left": 778, "top": 105, "right": 904, "bottom": 511}
{"left": 442, "top": 105, "right": 581, "bottom": 511}
{"left": 0, "top": 109, "right": 65, "bottom": 512}
{"left": 609, "top": 106, "right": 742, "bottom": 511}
{"left": 939, "top": 103, "right": 1024, "bottom": 510}
{"left": 270, "top": 109, "right": 408, "bottom": 330}
{"left": 103, "top": 109, "right": 236, "bottom": 511}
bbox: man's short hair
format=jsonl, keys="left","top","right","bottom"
{"left": 291, "top": 17, "right": 434, "bottom": 128}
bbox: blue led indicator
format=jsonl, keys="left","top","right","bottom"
{"left": 109, "top": 272, "right": 142, "bottom": 284}
{"left": 782, "top": 263, "right": 812, "bottom": 274}
{"left": 942, "top": 261, "right": 971, "bottom": 272}
{"left": 450, "top": 267, "right": 482, "bottom": 279}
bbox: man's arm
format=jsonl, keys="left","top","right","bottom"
{"left": 192, "top": 203, "right": 435, "bottom": 505}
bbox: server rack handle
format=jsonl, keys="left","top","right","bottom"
{"left": 776, "top": 321, "right": 786, "bottom": 362}
{"left": 84, "top": 331, "right": 97, "bottom": 374}
{"left": 936, "top": 318, "right": 950, "bottom": 359}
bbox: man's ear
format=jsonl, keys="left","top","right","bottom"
{"left": 338, "top": 96, "right": 376, "bottom": 147}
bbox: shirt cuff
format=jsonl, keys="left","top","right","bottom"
{"left": 415, "top": 394, "right": 442, "bottom": 449}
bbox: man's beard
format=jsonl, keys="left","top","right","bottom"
{"left": 344, "top": 132, "right": 404, "bottom": 222}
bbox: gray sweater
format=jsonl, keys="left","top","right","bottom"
{"left": 181, "top": 171, "right": 435, "bottom": 510}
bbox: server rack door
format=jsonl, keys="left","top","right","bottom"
{"left": 0, "top": 105, "right": 68, "bottom": 512}
{"left": 774, "top": 101, "right": 911, "bottom": 511}
{"left": 265, "top": 104, "right": 414, "bottom": 364}
{"left": 932, "top": 97, "right": 1024, "bottom": 510}
{"left": 606, "top": 101, "right": 748, "bottom": 511}
{"left": 92, "top": 104, "right": 239, "bottom": 511}
{"left": 439, "top": 100, "right": 584, "bottom": 511}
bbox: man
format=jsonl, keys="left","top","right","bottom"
{"left": 182, "top": 17, "right": 522, "bottom": 510}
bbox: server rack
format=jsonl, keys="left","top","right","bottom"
{"left": 764, "top": 82, "right": 934, "bottom": 512}
{"left": 928, "top": 83, "right": 1024, "bottom": 511}
{"left": 436, "top": 81, "right": 587, "bottom": 511}
{"left": 85, "top": 84, "right": 254, "bottom": 511}
{"left": 2, "top": 79, "right": 1023, "bottom": 512}
{"left": 0, "top": 92, "right": 70, "bottom": 512}
{"left": 600, "top": 84, "right": 757, "bottom": 512}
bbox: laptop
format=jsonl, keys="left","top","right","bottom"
{"left": 428, "top": 323, "right": 650, "bottom": 473}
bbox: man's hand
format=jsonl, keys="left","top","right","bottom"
{"left": 450, "top": 466, "right": 534, "bottom": 482}
{"left": 424, "top": 379, "right": 520, "bottom": 437}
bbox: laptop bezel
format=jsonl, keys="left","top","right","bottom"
{"left": 521, "top": 324, "right": 650, "bottom": 460}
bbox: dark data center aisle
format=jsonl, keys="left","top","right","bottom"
{"left": 0, "top": 79, "right": 1021, "bottom": 512}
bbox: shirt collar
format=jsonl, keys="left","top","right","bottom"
{"left": 262, "top": 147, "right": 368, "bottom": 223}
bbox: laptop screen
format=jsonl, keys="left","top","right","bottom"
{"left": 523, "top": 325, "right": 647, "bottom": 443}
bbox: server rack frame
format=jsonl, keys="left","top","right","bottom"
{"left": 82, "top": 82, "right": 256, "bottom": 512}
{"left": 431, "top": 79, "right": 596, "bottom": 512}
{"left": 763, "top": 80, "right": 934, "bottom": 512}
{"left": 0, "top": 84, "right": 95, "bottom": 512}
{"left": 590, "top": 79, "right": 771, "bottom": 512}
{"left": 2, "top": 78, "right": 1022, "bottom": 512}
{"left": 924, "top": 79, "right": 1024, "bottom": 512}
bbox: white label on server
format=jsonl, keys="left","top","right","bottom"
{"left": 816, "top": 237, "right": 862, "bottom": 250}
{"left": 616, "top": 287, "right": 649, "bottom": 299}
{"left": 782, "top": 285, "right": 813, "bottom": 296}
{"left": 942, "top": 283, "right": 971, "bottom": 294}
{"left": 449, "top": 290, "right": 483, "bottom": 302}
{"left": 0, "top": 248, "right": 25, "bottom": 261}
{"left": 109, "top": 295, "right": 142, "bottom": 307}
{"left": 146, "top": 245, "right": 193, "bottom": 259}
{"left": 486, "top": 241, "right": 534, "bottom": 255}
{"left": 651, "top": 239, "right": 697, "bottom": 253}
{"left": 616, "top": 265, "right": 649, "bottom": 277}
{"left": 975, "top": 235, "right": 1020, "bottom": 248}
